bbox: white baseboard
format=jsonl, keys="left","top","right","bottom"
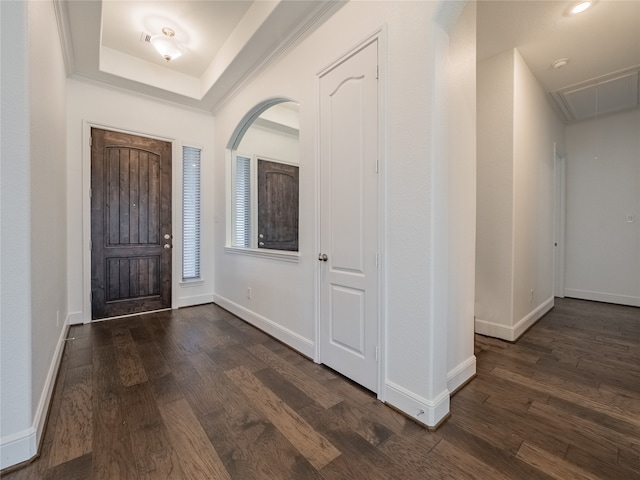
{"left": 564, "top": 289, "right": 640, "bottom": 308}
{"left": 475, "top": 296, "right": 554, "bottom": 341}
{"left": 212, "top": 294, "right": 314, "bottom": 358}
{"left": 34, "top": 321, "right": 69, "bottom": 449}
{"left": 174, "top": 293, "right": 215, "bottom": 309}
{"left": 68, "top": 311, "right": 84, "bottom": 325}
{"left": 383, "top": 381, "right": 450, "bottom": 428}
{"left": 447, "top": 355, "right": 476, "bottom": 394}
{"left": 0, "top": 427, "right": 37, "bottom": 471}
{"left": 0, "top": 321, "right": 69, "bottom": 470}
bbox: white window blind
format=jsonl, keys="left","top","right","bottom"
{"left": 182, "top": 146, "right": 201, "bottom": 280}
{"left": 235, "top": 155, "right": 251, "bottom": 247}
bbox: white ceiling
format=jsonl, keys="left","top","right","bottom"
{"left": 478, "top": 0, "right": 640, "bottom": 122}
{"left": 57, "top": 0, "right": 342, "bottom": 112}
{"left": 100, "top": 0, "right": 253, "bottom": 78}
{"left": 57, "top": 0, "right": 640, "bottom": 119}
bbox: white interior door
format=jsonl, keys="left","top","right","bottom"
{"left": 319, "top": 40, "right": 379, "bottom": 392}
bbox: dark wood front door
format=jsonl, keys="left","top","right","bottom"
{"left": 257, "top": 159, "right": 299, "bottom": 251}
{"left": 91, "top": 128, "right": 172, "bottom": 320}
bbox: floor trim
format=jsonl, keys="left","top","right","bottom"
{"left": 213, "top": 294, "right": 315, "bottom": 359}
{"left": 475, "top": 296, "right": 554, "bottom": 341}
{"left": 447, "top": 355, "right": 476, "bottom": 393}
{"left": 383, "top": 380, "right": 450, "bottom": 428}
{"left": 0, "top": 322, "right": 68, "bottom": 470}
{"left": 564, "top": 289, "right": 640, "bottom": 308}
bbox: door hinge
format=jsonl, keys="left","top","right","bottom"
{"left": 89, "top": 136, "right": 92, "bottom": 147}
{"left": 376, "top": 253, "right": 379, "bottom": 267}
{"left": 90, "top": 240, "right": 92, "bottom": 251}
{"left": 375, "top": 160, "right": 379, "bottom": 173}
{"left": 89, "top": 292, "right": 92, "bottom": 304}
{"left": 89, "top": 188, "right": 92, "bottom": 199}
{"left": 375, "top": 346, "right": 379, "bottom": 362}
{"left": 376, "top": 65, "right": 379, "bottom": 80}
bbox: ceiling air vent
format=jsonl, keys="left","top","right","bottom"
{"left": 140, "top": 32, "right": 152, "bottom": 44}
{"left": 551, "top": 66, "right": 640, "bottom": 122}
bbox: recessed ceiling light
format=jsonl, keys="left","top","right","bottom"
{"left": 571, "top": 1, "right": 593, "bottom": 14}
{"left": 552, "top": 58, "right": 569, "bottom": 69}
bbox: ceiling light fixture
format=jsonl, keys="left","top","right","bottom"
{"left": 150, "top": 27, "right": 184, "bottom": 62}
{"left": 571, "top": 1, "right": 593, "bottom": 14}
{"left": 552, "top": 58, "right": 569, "bottom": 69}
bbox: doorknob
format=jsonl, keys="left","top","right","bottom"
{"left": 163, "top": 244, "right": 172, "bottom": 249}
{"left": 318, "top": 253, "right": 328, "bottom": 262}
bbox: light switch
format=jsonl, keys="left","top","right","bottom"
{"left": 626, "top": 214, "right": 635, "bottom": 223}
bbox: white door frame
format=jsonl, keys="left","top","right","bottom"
{"left": 553, "top": 143, "right": 566, "bottom": 298}
{"left": 314, "top": 28, "right": 387, "bottom": 399}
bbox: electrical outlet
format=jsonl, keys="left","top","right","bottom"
{"left": 247, "top": 287, "right": 252, "bottom": 300}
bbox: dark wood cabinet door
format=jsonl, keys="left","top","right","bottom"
{"left": 91, "top": 128, "right": 172, "bottom": 319}
{"left": 257, "top": 159, "right": 299, "bottom": 251}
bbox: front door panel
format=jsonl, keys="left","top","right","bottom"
{"left": 91, "top": 128, "right": 172, "bottom": 319}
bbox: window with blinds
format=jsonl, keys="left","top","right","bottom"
{"left": 182, "top": 146, "right": 201, "bottom": 280}
{"left": 234, "top": 155, "right": 251, "bottom": 247}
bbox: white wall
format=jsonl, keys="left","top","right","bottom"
{"left": 476, "top": 49, "right": 516, "bottom": 332}
{"left": 0, "top": 0, "right": 68, "bottom": 468}
{"left": 213, "top": 0, "right": 476, "bottom": 426}
{"left": 0, "top": 1, "right": 33, "bottom": 469}
{"left": 237, "top": 122, "right": 300, "bottom": 165}
{"left": 512, "top": 50, "right": 564, "bottom": 323}
{"left": 476, "top": 48, "right": 565, "bottom": 341}
{"left": 66, "top": 80, "right": 216, "bottom": 321}
{"left": 28, "top": 0, "right": 69, "bottom": 447}
{"left": 445, "top": 1, "right": 477, "bottom": 393}
{"left": 564, "top": 109, "right": 640, "bottom": 306}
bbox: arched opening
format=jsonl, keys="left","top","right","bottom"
{"left": 228, "top": 99, "right": 300, "bottom": 252}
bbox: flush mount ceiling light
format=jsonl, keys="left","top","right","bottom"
{"left": 552, "top": 58, "right": 569, "bottom": 69}
{"left": 150, "top": 27, "right": 184, "bottom": 62}
{"left": 571, "top": 1, "right": 593, "bottom": 14}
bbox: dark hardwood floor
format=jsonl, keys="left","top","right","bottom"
{"left": 3, "top": 297, "right": 639, "bottom": 479}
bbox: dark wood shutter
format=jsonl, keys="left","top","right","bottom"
{"left": 257, "top": 159, "right": 299, "bottom": 251}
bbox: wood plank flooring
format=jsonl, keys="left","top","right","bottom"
{"left": 3, "top": 298, "right": 639, "bottom": 479}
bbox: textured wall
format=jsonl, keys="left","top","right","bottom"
{"left": 476, "top": 47, "right": 565, "bottom": 339}
{"left": 28, "top": 0, "right": 69, "bottom": 430}
{"left": 476, "top": 49, "right": 516, "bottom": 329}
{"left": 1, "top": 0, "right": 34, "bottom": 469}
{"left": 565, "top": 109, "right": 640, "bottom": 306}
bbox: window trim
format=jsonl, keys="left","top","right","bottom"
{"left": 228, "top": 150, "right": 300, "bottom": 262}
{"left": 223, "top": 245, "right": 300, "bottom": 263}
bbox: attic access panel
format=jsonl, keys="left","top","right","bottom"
{"left": 551, "top": 67, "right": 639, "bottom": 122}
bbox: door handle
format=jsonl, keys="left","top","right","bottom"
{"left": 163, "top": 244, "right": 172, "bottom": 249}
{"left": 318, "top": 253, "right": 328, "bottom": 262}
